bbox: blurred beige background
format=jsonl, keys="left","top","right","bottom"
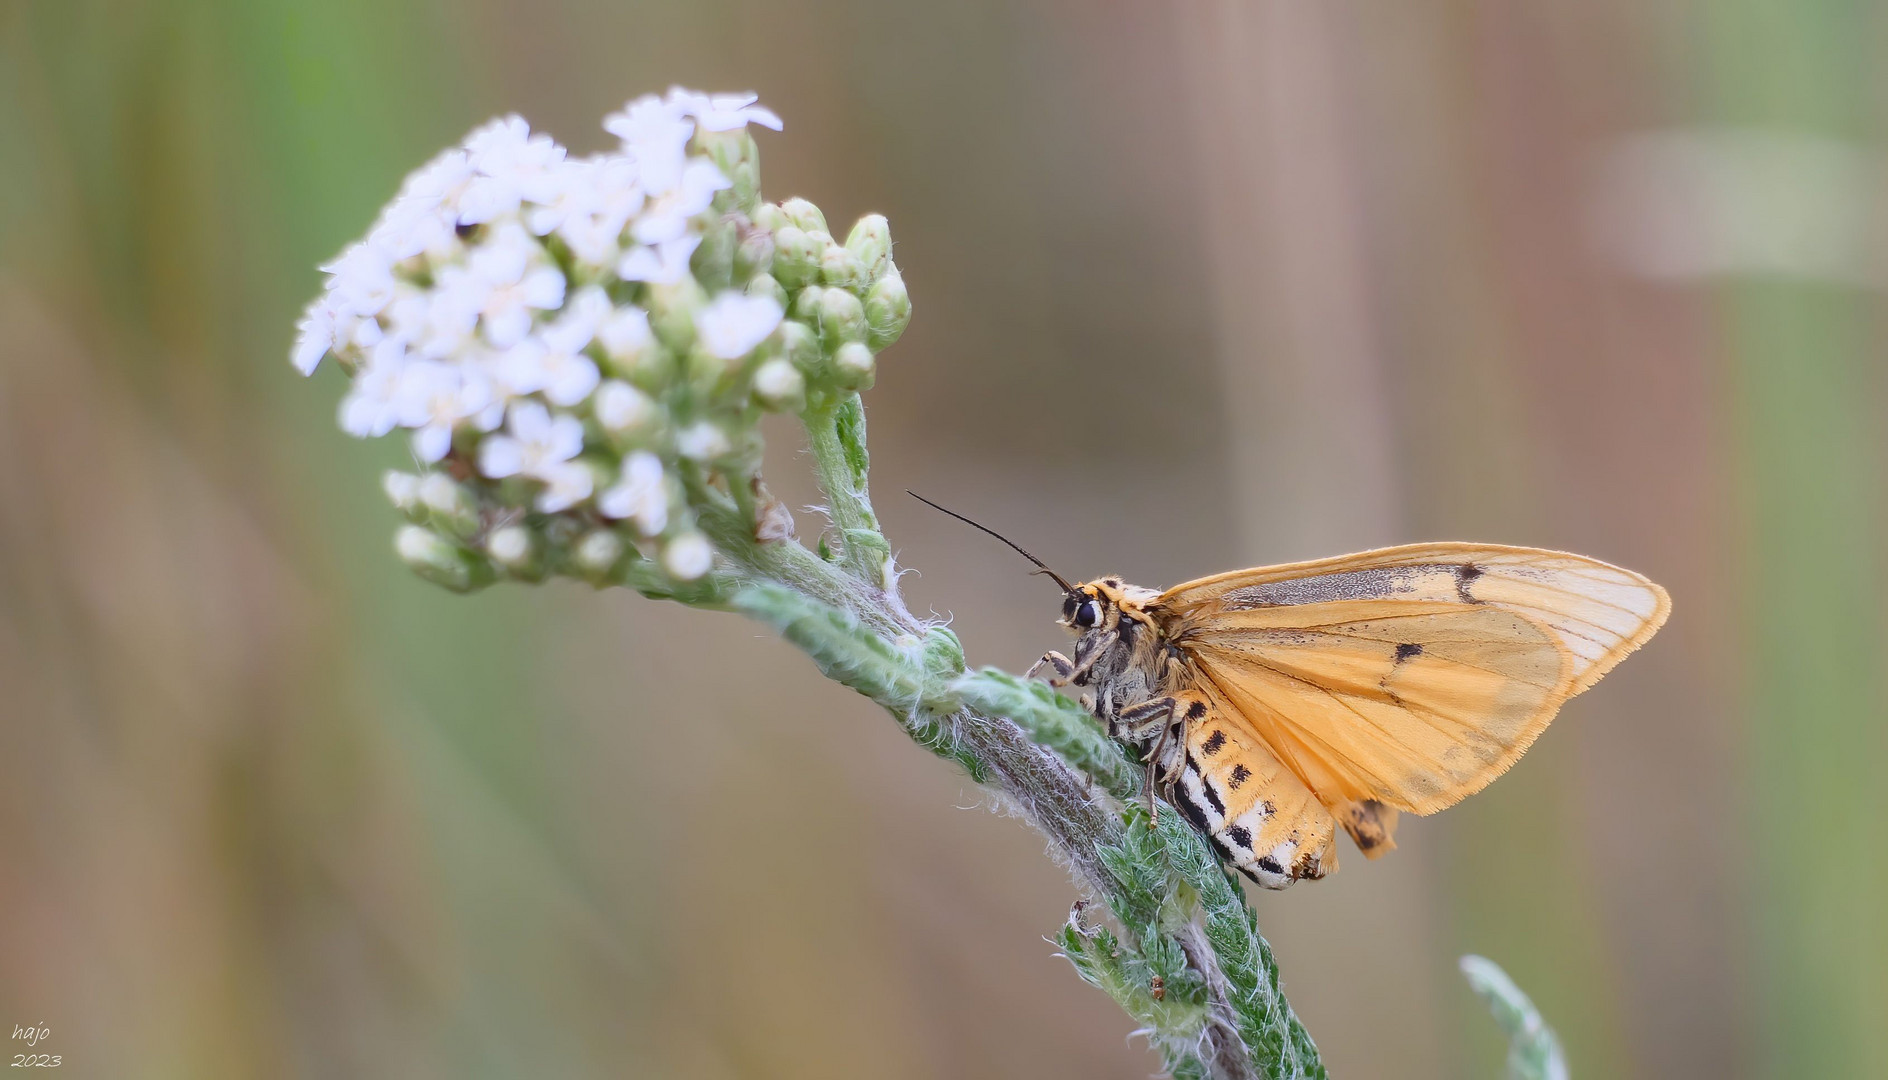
{"left": 3, "top": 1, "right": 1885, "bottom": 1077}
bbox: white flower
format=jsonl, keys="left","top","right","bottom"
{"left": 598, "top": 450, "right": 669, "bottom": 535}
{"left": 617, "top": 235, "right": 700, "bottom": 284}
{"left": 321, "top": 241, "right": 399, "bottom": 318}
{"left": 537, "top": 156, "right": 645, "bottom": 267}
{"left": 292, "top": 296, "right": 337, "bottom": 375}
{"left": 662, "top": 531, "right": 714, "bottom": 580}
{"left": 674, "top": 419, "right": 731, "bottom": 461}
{"left": 478, "top": 400, "right": 585, "bottom": 481}
{"left": 370, "top": 194, "right": 458, "bottom": 263}
{"left": 672, "top": 89, "right": 783, "bottom": 133}
{"left": 395, "top": 360, "right": 494, "bottom": 462}
{"left": 338, "top": 336, "right": 412, "bottom": 438}
{"left": 533, "top": 460, "right": 594, "bottom": 513}
{"left": 632, "top": 159, "right": 729, "bottom": 245}
{"left": 694, "top": 292, "right": 783, "bottom": 359}
{"left": 595, "top": 380, "right": 657, "bottom": 433}
{"left": 604, "top": 93, "right": 695, "bottom": 194}
{"left": 460, "top": 115, "right": 570, "bottom": 223}
{"left": 530, "top": 331, "right": 601, "bottom": 407}
{"left": 597, "top": 304, "right": 653, "bottom": 363}
{"left": 464, "top": 223, "right": 566, "bottom": 347}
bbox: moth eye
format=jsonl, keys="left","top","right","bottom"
{"left": 1075, "top": 599, "right": 1099, "bottom": 628}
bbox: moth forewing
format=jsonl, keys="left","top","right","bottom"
{"left": 1041, "top": 543, "right": 1667, "bottom": 889}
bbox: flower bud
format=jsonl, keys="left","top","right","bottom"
{"left": 662, "top": 531, "right": 716, "bottom": 580}
{"left": 819, "top": 243, "right": 866, "bottom": 291}
{"left": 817, "top": 286, "right": 867, "bottom": 347}
{"left": 833, "top": 341, "right": 876, "bottom": 390}
{"left": 751, "top": 357, "right": 806, "bottom": 411}
{"left": 675, "top": 419, "right": 733, "bottom": 462}
{"left": 595, "top": 380, "right": 660, "bottom": 437}
{"left": 485, "top": 524, "right": 547, "bottom": 580}
{"left": 771, "top": 226, "right": 821, "bottom": 289}
{"left": 845, "top": 214, "right": 891, "bottom": 279}
{"left": 418, "top": 472, "right": 481, "bottom": 538}
{"left": 692, "top": 217, "right": 737, "bottom": 291}
{"left": 383, "top": 470, "right": 425, "bottom": 521}
{"left": 779, "top": 319, "right": 821, "bottom": 374}
{"left": 734, "top": 226, "right": 776, "bottom": 281}
{"left": 752, "top": 202, "right": 789, "bottom": 233}
{"left": 864, "top": 267, "right": 911, "bottom": 350}
{"left": 395, "top": 525, "right": 493, "bottom": 593}
{"left": 573, "top": 528, "right": 627, "bottom": 581}
{"left": 744, "top": 272, "right": 788, "bottom": 311}
{"left": 779, "top": 197, "right": 829, "bottom": 236}
{"left": 792, "top": 285, "right": 824, "bottom": 322}
{"left": 646, "top": 277, "right": 706, "bottom": 353}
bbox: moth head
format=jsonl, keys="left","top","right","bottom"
{"left": 1062, "top": 578, "right": 1155, "bottom": 634}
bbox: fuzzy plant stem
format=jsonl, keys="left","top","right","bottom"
{"left": 714, "top": 393, "right": 1324, "bottom": 1080}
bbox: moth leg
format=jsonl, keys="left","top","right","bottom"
{"left": 1117, "top": 696, "right": 1178, "bottom": 740}
{"left": 1063, "top": 631, "right": 1117, "bottom": 685}
{"left": 1026, "top": 650, "right": 1075, "bottom": 685}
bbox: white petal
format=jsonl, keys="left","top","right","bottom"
{"left": 413, "top": 424, "right": 453, "bottom": 462}
{"left": 478, "top": 435, "right": 525, "bottom": 478}
{"left": 694, "top": 292, "right": 783, "bottom": 359}
{"left": 545, "top": 357, "right": 600, "bottom": 407}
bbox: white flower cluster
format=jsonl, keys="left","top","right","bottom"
{"left": 294, "top": 88, "right": 910, "bottom": 594}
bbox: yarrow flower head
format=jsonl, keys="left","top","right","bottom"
{"left": 293, "top": 87, "right": 912, "bottom": 595}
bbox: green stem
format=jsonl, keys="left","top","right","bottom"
{"left": 682, "top": 394, "right": 1322, "bottom": 1080}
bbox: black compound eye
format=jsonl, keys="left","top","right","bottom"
{"left": 1074, "top": 599, "right": 1099, "bottom": 628}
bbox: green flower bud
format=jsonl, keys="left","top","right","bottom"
{"left": 772, "top": 225, "right": 822, "bottom": 289}
{"left": 817, "top": 286, "right": 867, "bottom": 347}
{"left": 779, "top": 319, "right": 821, "bottom": 374}
{"left": 595, "top": 379, "right": 662, "bottom": 441}
{"left": 734, "top": 225, "right": 776, "bottom": 281}
{"left": 744, "top": 272, "right": 788, "bottom": 311}
{"left": 752, "top": 202, "right": 790, "bottom": 233}
{"left": 486, "top": 524, "right": 548, "bottom": 581}
{"left": 779, "top": 196, "right": 829, "bottom": 235}
{"left": 395, "top": 525, "right": 494, "bottom": 593}
{"left": 723, "top": 159, "right": 762, "bottom": 215}
{"left": 692, "top": 217, "right": 737, "bottom": 292}
{"left": 417, "top": 472, "right": 481, "bottom": 539}
{"left": 751, "top": 357, "right": 807, "bottom": 411}
{"left": 833, "top": 341, "right": 876, "bottom": 390}
{"left": 662, "top": 532, "right": 715, "bottom": 581}
{"left": 646, "top": 277, "right": 706, "bottom": 353}
{"left": 819, "top": 243, "right": 867, "bottom": 291}
{"left": 845, "top": 214, "right": 891, "bottom": 279}
{"left": 572, "top": 528, "right": 627, "bottom": 583}
{"left": 383, "top": 470, "right": 426, "bottom": 522}
{"left": 864, "top": 267, "right": 911, "bottom": 350}
{"left": 792, "top": 285, "right": 824, "bottom": 322}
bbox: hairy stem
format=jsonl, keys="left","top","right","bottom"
{"left": 703, "top": 401, "right": 1326, "bottom": 1080}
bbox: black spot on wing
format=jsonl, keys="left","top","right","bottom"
{"left": 1455, "top": 562, "right": 1484, "bottom": 603}
{"left": 1201, "top": 730, "right": 1227, "bottom": 756}
{"left": 1229, "top": 764, "right": 1251, "bottom": 789}
{"left": 1255, "top": 855, "right": 1285, "bottom": 875}
{"left": 1184, "top": 699, "right": 1208, "bottom": 721}
{"left": 1394, "top": 642, "right": 1423, "bottom": 663}
{"left": 1226, "top": 825, "right": 1253, "bottom": 850}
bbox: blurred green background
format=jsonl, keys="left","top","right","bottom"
{"left": 2, "top": 1, "right": 1883, "bottom": 1077}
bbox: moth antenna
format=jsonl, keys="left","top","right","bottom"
{"left": 906, "top": 491, "right": 1078, "bottom": 595}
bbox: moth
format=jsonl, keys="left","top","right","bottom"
{"left": 912, "top": 495, "right": 1670, "bottom": 890}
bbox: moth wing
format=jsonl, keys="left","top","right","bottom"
{"left": 1155, "top": 544, "right": 1668, "bottom": 816}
